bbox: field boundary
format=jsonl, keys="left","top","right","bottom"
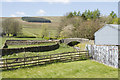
{"left": 0, "top": 51, "right": 89, "bottom": 70}
{"left": 1, "top": 43, "right": 60, "bottom": 56}
{"left": 6, "top": 40, "right": 59, "bottom": 45}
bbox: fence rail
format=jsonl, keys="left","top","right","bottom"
{"left": 0, "top": 51, "right": 88, "bottom": 70}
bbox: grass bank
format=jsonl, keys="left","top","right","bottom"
{"left": 2, "top": 60, "right": 118, "bottom": 78}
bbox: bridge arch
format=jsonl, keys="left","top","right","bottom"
{"left": 61, "top": 38, "right": 89, "bottom": 44}
{"left": 67, "top": 41, "right": 80, "bottom": 46}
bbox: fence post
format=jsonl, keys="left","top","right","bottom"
{"left": 59, "top": 54, "right": 61, "bottom": 62}
{"left": 5, "top": 59, "right": 8, "bottom": 70}
{"left": 38, "top": 54, "right": 39, "bottom": 65}
{"left": 91, "top": 45, "right": 94, "bottom": 59}
{"left": 85, "top": 51, "right": 88, "bottom": 59}
{"left": 79, "top": 52, "right": 81, "bottom": 60}
{"left": 49, "top": 55, "right": 51, "bottom": 63}
{"left": 24, "top": 53, "right": 26, "bottom": 67}
{"left": 71, "top": 53, "right": 74, "bottom": 61}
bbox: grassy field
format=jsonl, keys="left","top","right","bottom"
{"left": 2, "top": 60, "right": 118, "bottom": 78}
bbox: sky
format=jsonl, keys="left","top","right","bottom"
{"left": 1, "top": 1, "right": 119, "bottom": 17}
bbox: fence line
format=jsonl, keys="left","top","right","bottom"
{"left": 0, "top": 51, "right": 88, "bottom": 70}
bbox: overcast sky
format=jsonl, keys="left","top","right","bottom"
{"left": 1, "top": 0, "right": 119, "bottom": 17}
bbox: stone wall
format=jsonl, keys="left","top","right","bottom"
{"left": 6, "top": 40, "right": 59, "bottom": 45}
{"left": 0, "top": 43, "right": 60, "bottom": 56}
{"left": 86, "top": 45, "right": 119, "bottom": 68}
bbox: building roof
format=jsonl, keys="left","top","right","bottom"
{"left": 108, "top": 24, "right": 120, "bottom": 31}
{"left": 95, "top": 24, "right": 120, "bottom": 36}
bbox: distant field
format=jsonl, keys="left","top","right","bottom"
{"left": 0, "top": 16, "right": 62, "bottom": 38}
{"left": 2, "top": 60, "right": 118, "bottom": 78}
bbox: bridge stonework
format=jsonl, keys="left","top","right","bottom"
{"left": 62, "top": 38, "right": 89, "bottom": 44}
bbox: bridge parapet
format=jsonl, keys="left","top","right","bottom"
{"left": 62, "top": 38, "right": 89, "bottom": 44}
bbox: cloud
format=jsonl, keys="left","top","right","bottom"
{"left": 10, "top": 11, "right": 29, "bottom": 17}
{"left": 16, "top": 11, "right": 25, "bottom": 15}
{"left": 10, "top": 14, "right": 17, "bottom": 17}
{"left": 37, "top": 9, "right": 46, "bottom": 15}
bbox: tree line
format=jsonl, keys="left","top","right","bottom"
{"left": 58, "top": 9, "right": 119, "bottom": 40}
{"left": 0, "top": 9, "right": 119, "bottom": 40}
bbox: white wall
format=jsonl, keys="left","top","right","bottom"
{"left": 86, "top": 44, "right": 118, "bottom": 68}
{"left": 95, "top": 25, "right": 119, "bottom": 45}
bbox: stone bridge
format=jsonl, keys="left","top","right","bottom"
{"left": 61, "top": 38, "right": 89, "bottom": 44}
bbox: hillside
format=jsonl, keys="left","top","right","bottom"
{"left": 0, "top": 16, "right": 63, "bottom": 38}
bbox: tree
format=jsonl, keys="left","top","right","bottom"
{"left": 67, "top": 12, "right": 74, "bottom": 18}
{"left": 2, "top": 18, "right": 22, "bottom": 36}
{"left": 73, "top": 11, "right": 77, "bottom": 16}
{"left": 93, "top": 9, "right": 100, "bottom": 19}
{"left": 109, "top": 11, "right": 117, "bottom": 18}
{"left": 58, "top": 10, "right": 103, "bottom": 39}
{"left": 77, "top": 11, "right": 81, "bottom": 16}
{"left": 41, "top": 24, "right": 48, "bottom": 38}
{"left": 81, "top": 9, "right": 100, "bottom": 20}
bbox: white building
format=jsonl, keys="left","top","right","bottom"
{"left": 94, "top": 24, "right": 120, "bottom": 45}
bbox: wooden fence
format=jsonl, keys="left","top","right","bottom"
{"left": 0, "top": 51, "right": 89, "bottom": 70}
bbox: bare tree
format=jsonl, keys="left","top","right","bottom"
{"left": 2, "top": 18, "right": 22, "bottom": 36}
{"left": 41, "top": 24, "right": 48, "bottom": 38}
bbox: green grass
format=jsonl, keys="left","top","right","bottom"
{"left": 2, "top": 60, "right": 118, "bottom": 78}
{"left": 2, "top": 43, "right": 74, "bottom": 58}
{"left": 0, "top": 37, "right": 46, "bottom": 49}
{"left": 0, "top": 37, "right": 7, "bottom": 48}
{"left": 8, "top": 43, "right": 55, "bottom": 48}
